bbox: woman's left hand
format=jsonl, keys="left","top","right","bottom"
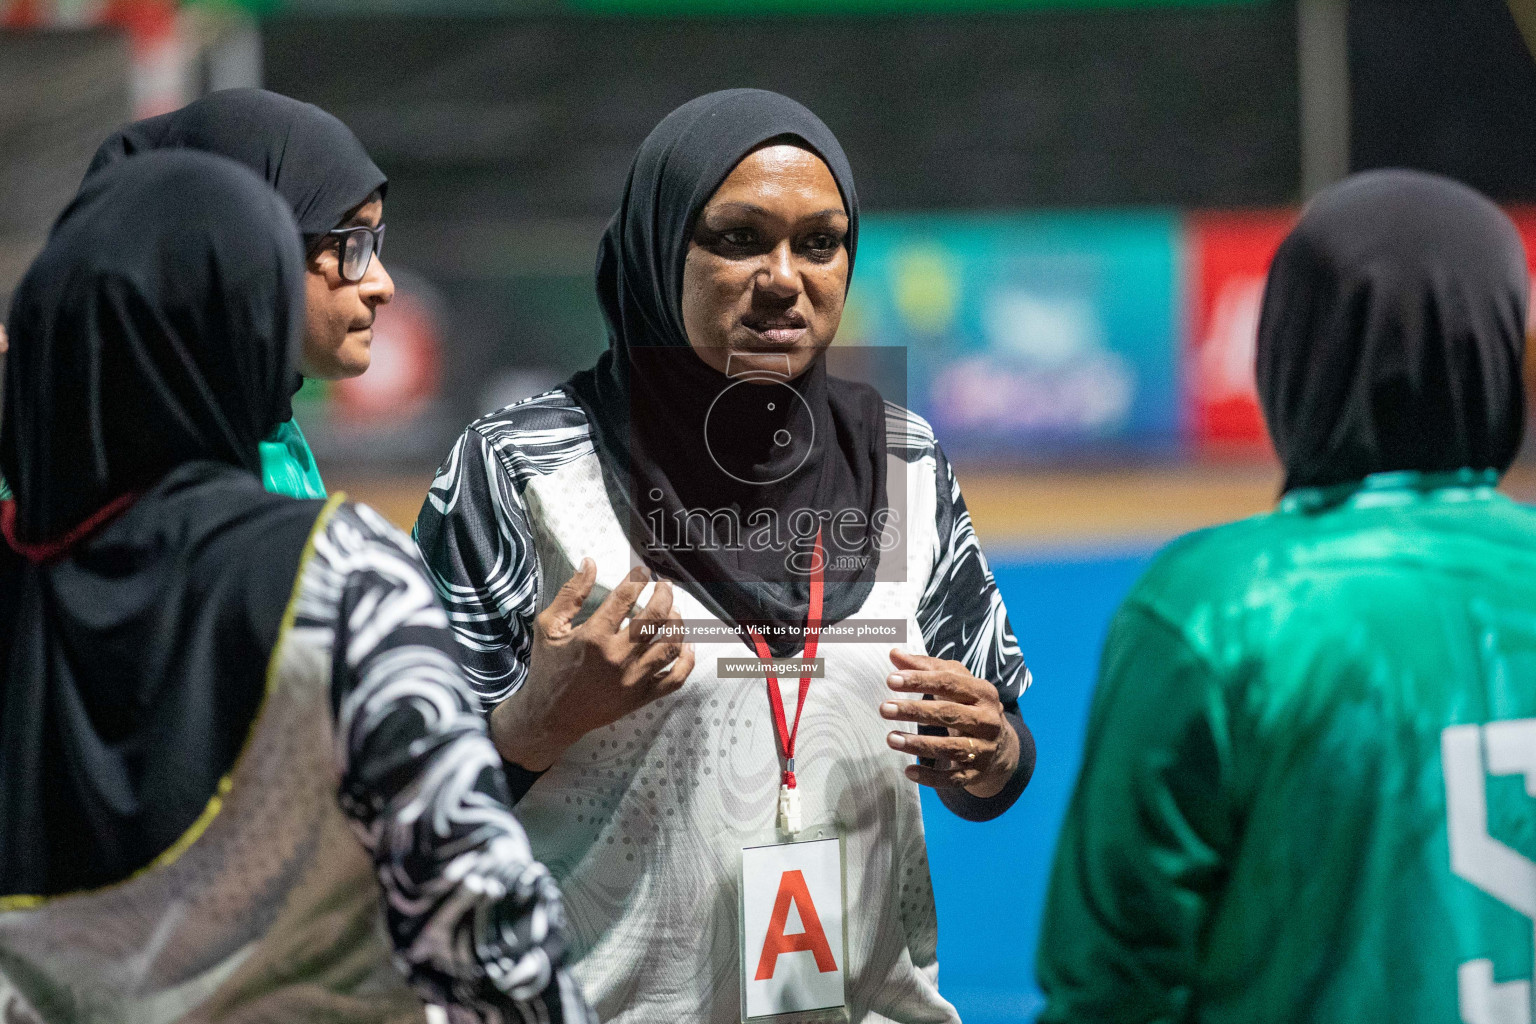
{"left": 879, "top": 649, "right": 1019, "bottom": 798}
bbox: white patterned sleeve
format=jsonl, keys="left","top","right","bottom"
{"left": 916, "top": 443, "right": 1032, "bottom": 705}
{"left": 305, "top": 502, "right": 595, "bottom": 1024}
{"left": 413, "top": 427, "right": 542, "bottom": 713}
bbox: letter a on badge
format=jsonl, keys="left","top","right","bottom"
{"left": 754, "top": 869, "right": 838, "bottom": 980}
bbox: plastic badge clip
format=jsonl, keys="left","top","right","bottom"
{"left": 777, "top": 783, "right": 803, "bottom": 835}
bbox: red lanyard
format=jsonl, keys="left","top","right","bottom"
{"left": 0, "top": 492, "right": 139, "bottom": 564}
{"left": 745, "top": 529, "right": 824, "bottom": 791}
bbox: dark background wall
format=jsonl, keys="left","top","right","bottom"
{"left": 262, "top": 4, "right": 1303, "bottom": 447}
{"left": 1350, "top": 0, "right": 1536, "bottom": 201}
{"left": 265, "top": 7, "right": 1302, "bottom": 218}
{"left": 0, "top": 29, "right": 130, "bottom": 308}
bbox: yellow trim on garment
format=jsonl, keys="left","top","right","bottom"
{"left": 0, "top": 492, "right": 348, "bottom": 914}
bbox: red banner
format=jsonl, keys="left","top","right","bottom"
{"left": 1184, "top": 211, "right": 1295, "bottom": 454}
{"left": 331, "top": 270, "right": 444, "bottom": 428}
{"left": 1186, "top": 205, "right": 1536, "bottom": 457}
{"left": 1502, "top": 208, "right": 1536, "bottom": 404}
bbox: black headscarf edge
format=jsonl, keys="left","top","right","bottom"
{"left": 4, "top": 151, "right": 306, "bottom": 542}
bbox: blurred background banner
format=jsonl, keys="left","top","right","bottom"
{"left": 1184, "top": 210, "right": 1294, "bottom": 454}
{"left": 8, "top": 0, "right": 1536, "bottom": 1019}
{"left": 1182, "top": 205, "right": 1536, "bottom": 461}
{"left": 849, "top": 212, "right": 1181, "bottom": 460}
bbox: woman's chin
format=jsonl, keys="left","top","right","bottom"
{"left": 715, "top": 344, "right": 820, "bottom": 379}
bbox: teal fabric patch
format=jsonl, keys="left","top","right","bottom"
{"left": 259, "top": 418, "right": 327, "bottom": 499}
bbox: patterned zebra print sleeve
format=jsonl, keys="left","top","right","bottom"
{"left": 914, "top": 444, "right": 1037, "bottom": 822}
{"left": 413, "top": 426, "right": 541, "bottom": 712}
{"left": 916, "top": 443, "right": 1032, "bottom": 705}
{"left": 301, "top": 501, "right": 594, "bottom": 1024}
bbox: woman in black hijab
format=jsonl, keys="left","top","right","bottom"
{"left": 1036, "top": 170, "right": 1532, "bottom": 1024}
{"left": 566, "top": 88, "right": 887, "bottom": 654}
{"left": 417, "top": 89, "right": 1035, "bottom": 1023}
{"left": 0, "top": 151, "right": 591, "bottom": 1024}
{"left": 1257, "top": 168, "right": 1526, "bottom": 491}
{"left": 87, "top": 87, "right": 396, "bottom": 499}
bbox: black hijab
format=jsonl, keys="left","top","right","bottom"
{"left": 86, "top": 87, "right": 386, "bottom": 418}
{"left": 564, "top": 89, "right": 887, "bottom": 657}
{"left": 86, "top": 87, "right": 386, "bottom": 240}
{"left": 1257, "top": 169, "right": 1527, "bottom": 493}
{"left": 0, "top": 151, "right": 324, "bottom": 897}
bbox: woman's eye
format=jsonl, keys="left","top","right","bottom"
{"left": 721, "top": 229, "right": 756, "bottom": 246}
{"left": 803, "top": 234, "right": 843, "bottom": 257}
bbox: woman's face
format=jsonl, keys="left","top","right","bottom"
{"left": 301, "top": 194, "right": 394, "bottom": 380}
{"left": 681, "top": 144, "right": 849, "bottom": 381}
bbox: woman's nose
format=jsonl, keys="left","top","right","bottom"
{"left": 754, "top": 242, "right": 799, "bottom": 296}
{"left": 361, "top": 258, "right": 395, "bottom": 306}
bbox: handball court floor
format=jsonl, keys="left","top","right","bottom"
{"left": 333, "top": 463, "right": 1536, "bottom": 1022}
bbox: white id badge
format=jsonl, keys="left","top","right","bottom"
{"left": 739, "top": 827, "right": 849, "bottom": 1023}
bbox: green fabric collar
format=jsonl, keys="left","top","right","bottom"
{"left": 258, "top": 418, "right": 326, "bottom": 500}
{"left": 1278, "top": 468, "right": 1501, "bottom": 516}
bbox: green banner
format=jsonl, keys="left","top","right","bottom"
{"left": 258, "top": 0, "right": 1265, "bottom": 17}
{"left": 568, "top": 0, "right": 1261, "bottom": 9}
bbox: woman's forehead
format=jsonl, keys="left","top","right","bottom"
{"left": 706, "top": 145, "right": 844, "bottom": 213}
{"left": 337, "top": 192, "right": 385, "bottom": 229}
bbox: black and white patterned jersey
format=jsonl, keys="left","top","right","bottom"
{"left": 0, "top": 497, "right": 596, "bottom": 1024}
{"left": 411, "top": 390, "right": 1036, "bottom": 1024}
{"left": 414, "top": 389, "right": 1031, "bottom": 752}
{"left": 307, "top": 500, "right": 596, "bottom": 1024}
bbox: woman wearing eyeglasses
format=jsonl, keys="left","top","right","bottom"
{"left": 85, "top": 88, "right": 395, "bottom": 500}
{"left": 0, "top": 149, "right": 591, "bottom": 1024}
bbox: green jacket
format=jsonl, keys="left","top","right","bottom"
{"left": 1038, "top": 470, "right": 1536, "bottom": 1024}
{"left": 259, "top": 418, "right": 326, "bottom": 500}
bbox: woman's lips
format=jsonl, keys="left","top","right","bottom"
{"left": 748, "top": 326, "right": 807, "bottom": 345}
{"left": 741, "top": 317, "right": 809, "bottom": 346}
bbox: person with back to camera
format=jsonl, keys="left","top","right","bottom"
{"left": 1036, "top": 169, "right": 1536, "bottom": 1023}
{"left": 415, "top": 89, "right": 1039, "bottom": 1023}
{"left": 86, "top": 87, "right": 396, "bottom": 499}
{"left": 0, "top": 150, "right": 594, "bottom": 1024}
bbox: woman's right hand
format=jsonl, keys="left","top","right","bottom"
{"left": 490, "top": 560, "right": 695, "bottom": 771}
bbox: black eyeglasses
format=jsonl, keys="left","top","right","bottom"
{"left": 318, "top": 223, "right": 386, "bottom": 282}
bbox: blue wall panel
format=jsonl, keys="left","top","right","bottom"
{"left": 920, "top": 550, "right": 1155, "bottom": 1021}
